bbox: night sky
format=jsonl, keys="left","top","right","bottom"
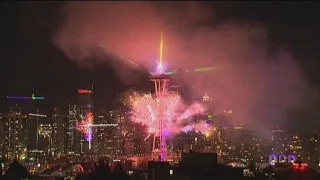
{"left": 0, "top": 2, "right": 320, "bottom": 130}
{"left": 0, "top": 2, "right": 152, "bottom": 110}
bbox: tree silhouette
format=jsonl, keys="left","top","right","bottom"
{"left": 5, "top": 159, "right": 29, "bottom": 179}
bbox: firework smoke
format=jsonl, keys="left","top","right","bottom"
{"left": 126, "top": 91, "right": 210, "bottom": 137}
{"left": 54, "top": 2, "right": 311, "bottom": 135}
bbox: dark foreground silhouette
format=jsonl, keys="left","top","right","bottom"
{"left": 0, "top": 160, "right": 29, "bottom": 180}
{"left": 76, "top": 158, "right": 130, "bottom": 180}
{"left": 0, "top": 158, "right": 130, "bottom": 180}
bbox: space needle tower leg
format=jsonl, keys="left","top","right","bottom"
{"left": 152, "top": 79, "right": 169, "bottom": 162}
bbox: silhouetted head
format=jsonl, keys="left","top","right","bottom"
{"left": 1, "top": 173, "right": 21, "bottom": 180}
{"left": 113, "top": 162, "right": 124, "bottom": 173}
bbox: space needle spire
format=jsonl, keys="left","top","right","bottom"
{"left": 157, "top": 30, "right": 164, "bottom": 75}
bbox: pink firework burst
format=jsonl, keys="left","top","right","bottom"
{"left": 128, "top": 91, "right": 210, "bottom": 137}
{"left": 76, "top": 112, "right": 93, "bottom": 141}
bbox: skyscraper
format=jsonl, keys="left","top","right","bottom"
{"left": 27, "top": 109, "right": 47, "bottom": 151}
{"left": 52, "top": 108, "right": 67, "bottom": 157}
{"left": 5, "top": 94, "right": 46, "bottom": 161}
{"left": 37, "top": 124, "right": 52, "bottom": 158}
{"left": 271, "top": 126, "right": 289, "bottom": 154}
{"left": 67, "top": 88, "right": 93, "bottom": 154}
{"left": 302, "top": 131, "right": 319, "bottom": 165}
{"left": 0, "top": 112, "right": 5, "bottom": 159}
{"left": 68, "top": 105, "right": 85, "bottom": 154}
{"left": 4, "top": 105, "right": 27, "bottom": 160}
{"left": 95, "top": 110, "right": 119, "bottom": 156}
{"left": 288, "top": 132, "right": 303, "bottom": 159}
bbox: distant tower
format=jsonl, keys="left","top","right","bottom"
{"left": 202, "top": 93, "right": 212, "bottom": 114}
{"left": 203, "top": 93, "right": 210, "bottom": 102}
{"left": 77, "top": 87, "right": 94, "bottom": 152}
{"left": 52, "top": 107, "right": 66, "bottom": 157}
{"left": 6, "top": 105, "right": 24, "bottom": 160}
{"left": 68, "top": 87, "right": 94, "bottom": 154}
{"left": 149, "top": 30, "right": 170, "bottom": 162}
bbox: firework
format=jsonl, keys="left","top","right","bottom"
{"left": 76, "top": 112, "right": 94, "bottom": 147}
{"left": 127, "top": 91, "right": 211, "bottom": 137}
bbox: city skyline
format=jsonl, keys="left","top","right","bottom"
{"left": 1, "top": 2, "right": 320, "bottom": 179}
{"left": 1, "top": 96, "right": 318, "bottom": 164}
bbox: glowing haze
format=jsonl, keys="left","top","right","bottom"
{"left": 54, "top": 2, "right": 309, "bottom": 135}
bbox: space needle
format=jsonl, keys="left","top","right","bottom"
{"left": 149, "top": 30, "right": 170, "bottom": 162}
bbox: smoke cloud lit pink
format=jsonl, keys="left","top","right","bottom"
{"left": 53, "top": 2, "right": 309, "bottom": 135}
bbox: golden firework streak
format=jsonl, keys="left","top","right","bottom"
{"left": 160, "top": 30, "right": 164, "bottom": 63}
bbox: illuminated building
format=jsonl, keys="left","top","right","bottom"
{"left": 134, "top": 137, "right": 146, "bottom": 156}
{"left": 236, "top": 130, "right": 267, "bottom": 162}
{"left": 26, "top": 149, "right": 45, "bottom": 164}
{"left": 168, "top": 93, "right": 216, "bottom": 154}
{"left": 196, "top": 93, "right": 268, "bottom": 163}
{"left": 67, "top": 88, "right": 93, "bottom": 154}
{"left": 95, "top": 113, "right": 110, "bottom": 155}
{"left": 203, "top": 93, "right": 210, "bottom": 102}
{"left": 77, "top": 88, "right": 94, "bottom": 153}
{"left": 27, "top": 109, "right": 47, "bottom": 151}
{"left": 213, "top": 126, "right": 232, "bottom": 162}
{"left": 68, "top": 105, "right": 85, "bottom": 154}
{"left": 37, "top": 124, "right": 52, "bottom": 158}
{"left": 171, "top": 133, "right": 189, "bottom": 152}
{"left": 251, "top": 135, "right": 268, "bottom": 162}
{"left": 288, "top": 132, "right": 303, "bottom": 159}
{"left": 269, "top": 154, "right": 297, "bottom": 164}
{"left": 106, "top": 104, "right": 148, "bottom": 156}
{"left": 302, "top": 131, "right": 319, "bottom": 165}
{"left": 4, "top": 96, "right": 45, "bottom": 161}
{"left": 213, "top": 126, "right": 268, "bottom": 164}
{"left": 132, "top": 124, "right": 147, "bottom": 156}
{"left": 4, "top": 105, "right": 27, "bottom": 160}
{"left": 170, "top": 130, "right": 208, "bottom": 155}
{"left": 202, "top": 93, "right": 215, "bottom": 117}
{"left": 123, "top": 139, "right": 134, "bottom": 155}
{"left": 169, "top": 94, "right": 213, "bottom": 155}
{"left": 202, "top": 93, "right": 215, "bottom": 122}
{"left": 121, "top": 113, "right": 147, "bottom": 156}
{"left": 271, "top": 126, "right": 289, "bottom": 154}
{"left": 238, "top": 130, "right": 255, "bottom": 161}
{"left": 114, "top": 109, "right": 126, "bottom": 155}
{"left": 0, "top": 113, "right": 5, "bottom": 158}
{"left": 52, "top": 108, "right": 67, "bottom": 157}
{"left": 95, "top": 111, "right": 120, "bottom": 156}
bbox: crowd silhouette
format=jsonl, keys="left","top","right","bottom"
{"left": 0, "top": 158, "right": 132, "bottom": 180}
{"left": 76, "top": 158, "right": 130, "bottom": 180}
{"left": 1, "top": 157, "right": 320, "bottom": 180}
{"left": 0, "top": 159, "right": 29, "bottom": 180}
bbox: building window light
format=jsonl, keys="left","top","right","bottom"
{"left": 170, "top": 169, "right": 174, "bottom": 175}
